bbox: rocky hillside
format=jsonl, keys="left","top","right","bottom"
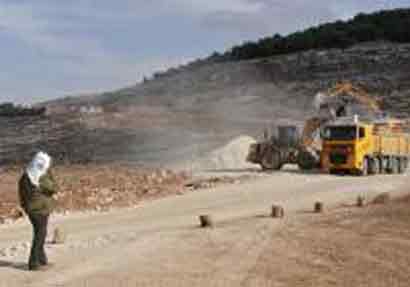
{"left": 2, "top": 42, "right": 410, "bottom": 168}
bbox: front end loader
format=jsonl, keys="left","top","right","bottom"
{"left": 247, "top": 125, "right": 320, "bottom": 171}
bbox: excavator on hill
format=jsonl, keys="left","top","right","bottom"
{"left": 247, "top": 82, "right": 382, "bottom": 170}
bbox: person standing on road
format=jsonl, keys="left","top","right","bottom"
{"left": 18, "top": 151, "right": 58, "bottom": 271}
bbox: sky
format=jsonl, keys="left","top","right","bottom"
{"left": 0, "top": 0, "right": 409, "bottom": 104}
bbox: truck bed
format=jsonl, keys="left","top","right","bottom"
{"left": 373, "top": 133, "right": 410, "bottom": 156}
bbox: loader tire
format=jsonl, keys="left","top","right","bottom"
{"left": 261, "top": 150, "right": 282, "bottom": 170}
{"left": 297, "top": 150, "right": 317, "bottom": 171}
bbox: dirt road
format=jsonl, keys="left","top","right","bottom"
{"left": 1, "top": 168, "right": 409, "bottom": 287}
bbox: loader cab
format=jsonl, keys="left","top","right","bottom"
{"left": 277, "top": 125, "right": 300, "bottom": 148}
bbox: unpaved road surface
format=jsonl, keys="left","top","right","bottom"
{"left": 1, "top": 169, "right": 410, "bottom": 287}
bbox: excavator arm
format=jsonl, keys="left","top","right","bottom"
{"left": 304, "top": 82, "right": 381, "bottom": 150}
{"left": 298, "top": 82, "right": 381, "bottom": 170}
{"left": 301, "top": 118, "right": 323, "bottom": 150}
{"left": 326, "top": 83, "right": 380, "bottom": 113}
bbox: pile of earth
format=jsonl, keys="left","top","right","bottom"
{"left": 184, "top": 135, "right": 259, "bottom": 172}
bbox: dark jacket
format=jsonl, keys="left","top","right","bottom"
{"left": 18, "top": 172, "right": 58, "bottom": 215}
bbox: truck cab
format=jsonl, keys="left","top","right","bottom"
{"left": 321, "top": 122, "right": 374, "bottom": 175}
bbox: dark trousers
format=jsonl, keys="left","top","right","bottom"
{"left": 28, "top": 213, "right": 49, "bottom": 269}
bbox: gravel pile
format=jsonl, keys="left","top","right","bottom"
{"left": 192, "top": 135, "right": 259, "bottom": 171}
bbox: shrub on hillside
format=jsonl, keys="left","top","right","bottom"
{"left": 220, "top": 8, "right": 410, "bottom": 61}
{"left": 0, "top": 102, "right": 46, "bottom": 117}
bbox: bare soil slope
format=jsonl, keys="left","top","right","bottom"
{"left": 2, "top": 42, "right": 410, "bottom": 167}
{"left": 0, "top": 165, "right": 188, "bottom": 221}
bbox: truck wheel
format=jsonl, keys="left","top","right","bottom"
{"left": 379, "top": 158, "right": 386, "bottom": 174}
{"left": 359, "top": 157, "right": 369, "bottom": 176}
{"left": 261, "top": 150, "right": 282, "bottom": 170}
{"left": 392, "top": 157, "right": 400, "bottom": 174}
{"left": 368, "top": 157, "right": 380, "bottom": 175}
{"left": 398, "top": 157, "right": 406, "bottom": 174}
{"left": 403, "top": 158, "right": 409, "bottom": 173}
{"left": 386, "top": 157, "right": 395, "bottom": 174}
{"left": 398, "top": 158, "right": 403, "bottom": 174}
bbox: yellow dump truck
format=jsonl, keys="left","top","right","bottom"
{"left": 321, "top": 118, "right": 410, "bottom": 175}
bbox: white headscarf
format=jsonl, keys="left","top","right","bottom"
{"left": 26, "top": 151, "right": 52, "bottom": 187}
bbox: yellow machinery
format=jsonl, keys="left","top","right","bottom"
{"left": 321, "top": 83, "right": 380, "bottom": 116}
{"left": 321, "top": 117, "right": 410, "bottom": 175}
{"left": 303, "top": 83, "right": 381, "bottom": 151}
{"left": 247, "top": 82, "right": 384, "bottom": 171}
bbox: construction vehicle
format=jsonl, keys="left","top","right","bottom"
{"left": 246, "top": 124, "right": 320, "bottom": 170}
{"left": 321, "top": 116, "right": 410, "bottom": 175}
{"left": 247, "top": 82, "right": 382, "bottom": 171}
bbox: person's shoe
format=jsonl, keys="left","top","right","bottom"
{"left": 29, "top": 265, "right": 51, "bottom": 272}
